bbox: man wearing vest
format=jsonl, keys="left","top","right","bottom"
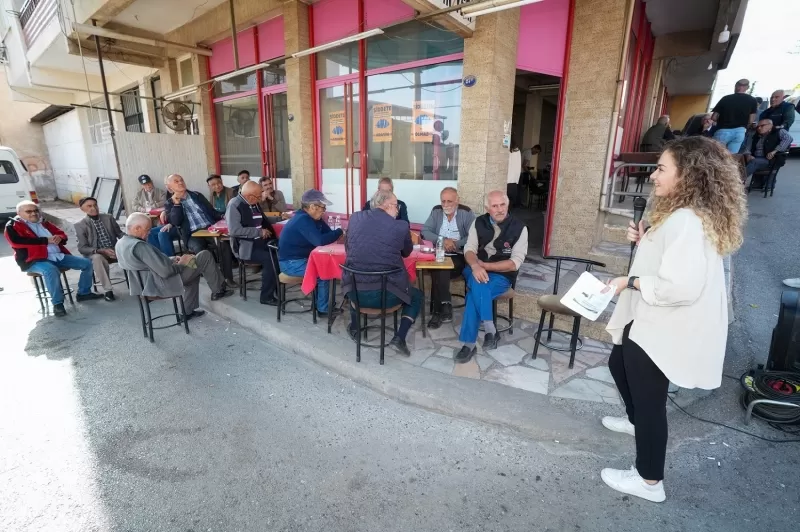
{"left": 226, "top": 181, "right": 279, "bottom": 305}
{"left": 455, "top": 191, "right": 528, "bottom": 364}
{"left": 742, "top": 119, "right": 793, "bottom": 177}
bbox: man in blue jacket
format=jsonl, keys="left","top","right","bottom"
{"left": 278, "top": 189, "right": 343, "bottom": 314}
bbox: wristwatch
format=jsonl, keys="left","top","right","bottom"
{"left": 627, "top": 276, "right": 639, "bottom": 290}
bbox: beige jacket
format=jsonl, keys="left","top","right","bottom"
{"left": 606, "top": 208, "right": 728, "bottom": 390}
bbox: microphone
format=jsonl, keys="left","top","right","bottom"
{"left": 628, "top": 197, "right": 647, "bottom": 274}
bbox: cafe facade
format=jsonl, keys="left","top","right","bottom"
{"left": 6, "top": 0, "right": 748, "bottom": 267}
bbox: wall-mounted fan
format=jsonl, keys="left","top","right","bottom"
{"left": 228, "top": 108, "right": 256, "bottom": 136}
{"left": 162, "top": 101, "right": 194, "bottom": 132}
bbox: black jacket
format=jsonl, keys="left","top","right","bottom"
{"left": 164, "top": 190, "right": 222, "bottom": 245}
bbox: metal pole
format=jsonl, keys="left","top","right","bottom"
{"left": 92, "top": 19, "right": 129, "bottom": 215}
{"left": 229, "top": 0, "right": 239, "bottom": 69}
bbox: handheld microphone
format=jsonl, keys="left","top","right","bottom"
{"left": 631, "top": 197, "right": 647, "bottom": 251}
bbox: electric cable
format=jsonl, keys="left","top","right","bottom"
{"left": 739, "top": 370, "right": 800, "bottom": 425}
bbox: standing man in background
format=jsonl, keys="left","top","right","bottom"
{"left": 711, "top": 79, "right": 758, "bottom": 153}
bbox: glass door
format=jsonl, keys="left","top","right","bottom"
{"left": 318, "top": 81, "right": 361, "bottom": 215}
{"left": 262, "top": 91, "right": 292, "bottom": 182}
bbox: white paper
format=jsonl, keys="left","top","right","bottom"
{"left": 560, "top": 272, "right": 614, "bottom": 321}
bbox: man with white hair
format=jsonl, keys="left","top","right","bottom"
{"left": 760, "top": 90, "right": 795, "bottom": 130}
{"left": 5, "top": 200, "right": 102, "bottom": 316}
{"left": 115, "top": 212, "right": 233, "bottom": 321}
{"left": 454, "top": 191, "right": 528, "bottom": 364}
{"left": 420, "top": 187, "right": 475, "bottom": 329}
{"left": 640, "top": 116, "right": 675, "bottom": 152}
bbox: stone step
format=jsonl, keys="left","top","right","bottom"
{"left": 603, "top": 223, "right": 629, "bottom": 245}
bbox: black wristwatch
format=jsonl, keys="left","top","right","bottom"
{"left": 627, "top": 276, "right": 639, "bottom": 290}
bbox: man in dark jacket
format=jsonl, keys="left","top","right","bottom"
{"left": 362, "top": 177, "right": 409, "bottom": 222}
{"left": 164, "top": 173, "right": 235, "bottom": 285}
{"left": 455, "top": 191, "right": 528, "bottom": 364}
{"left": 742, "top": 119, "right": 793, "bottom": 177}
{"left": 75, "top": 196, "right": 125, "bottom": 301}
{"left": 343, "top": 189, "right": 423, "bottom": 355}
{"left": 5, "top": 200, "right": 102, "bottom": 316}
{"left": 760, "top": 90, "right": 795, "bottom": 130}
{"left": 420, "top": 187, "right": 475, "bottom": 329}
{"left": 226, "top": 181, "right": 278, "bottom": 305}
{"left": 640, "top": 116, "right": 674, "bottom": 152}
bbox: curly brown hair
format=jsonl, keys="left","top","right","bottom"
{"left": 648, "top": 136, "right": 747, "bottom": 255}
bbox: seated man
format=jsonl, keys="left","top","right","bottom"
{"left": 5, "top": 200, "right": 102, "bottom": 317}
{"left": 278, "top": 189, "right": 343, "bottom": 315}
{"left": 164, "top": 173, "right": 235, "bottom": 286}
{"left": 207, "top": 174, "right": 235, "bottom": 216}
{"left": 132, "top": 174, "right": 166, "bottom": 213}
{"left": 742, "top": 119, "right": 792, "bottom": 177}
{"left": 420, "top": 187, "right": 475, "bottom": 328}
{"left": 258, "top": 176, "right": 288, "bottom": 214}
{"left": 116, "top": 213, "right": 234, "bottom": 320}
{"left": 640, "top": 116, "right": 675, "bottom": 152}
{"left": 455, "top": 191, "right": 528, "bottom": 364}
{"left": 226, "top": 181, "right": 279, "bottom": 306}
{"left": 343, "top": 190, "right": 422, "bottom": 355}
{"left": 231, "top": 169, "right": 251, "bottom": 195}
{"left": 362, "top": 177, "right": 408, "bottom": 222}
{"left": 75, "top": 196, "right": 125, "bottom": 301}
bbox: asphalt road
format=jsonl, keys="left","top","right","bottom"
{"left": 1, "top": 163, "right": 799, "bottom": 532}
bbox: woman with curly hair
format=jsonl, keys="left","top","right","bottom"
{"left": 600, "top": 136, "right": 747, "bottom": 502}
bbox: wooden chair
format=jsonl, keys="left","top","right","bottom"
{"left": 28, "top": 269, "right": 74, "bottom": 313}
{"left": 340, "top": 265, "right": 403, "bottom": 365}
{"left": 128, "top": 270, "right": 189, "bottom": 343}
{"left": 267, "top": 242, "right": 317, "bottom": 323}
{"left": 531, "top": 256, "right": 606, "bottom": 368}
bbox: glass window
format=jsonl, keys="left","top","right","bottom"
{"left": 316, "top": 42, "right": 359, "bottom": 79}
{"left": 213, "top": 72, "right": 258, "bottom": 99}
{"left": 262, "top": 62, "right": 287, "bottom": 87}
{"left": 270, "top": 93, "right": 292, "bottom": 180}
{"left": 179, "top": 58, "right": 194, "bottom": 87}
{"left": 0, "top": 160, "right": 19, "bottom": 184}
{"left": 151, "top": 76, "right": 164, "bottom": 133}
{"left": 366, "top": 21, "right": 463, "bottom": 71}
{"left": 365, "top": 61, "right": 462, "bottom": 223}
{"left": 215, "top": 95, "right": 262, "bottom": 177}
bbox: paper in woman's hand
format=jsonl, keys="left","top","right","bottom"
{"left": 560, "top": 272, "right": 615, "bottom": 321}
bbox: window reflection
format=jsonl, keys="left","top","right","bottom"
{"left": 215, "top": 96, "right": 262, "bottom": 176}
{"left": 367, "top": 21, "right": 463, "bottom": 71}
{"left": 213, "top": 72, "right": 257, "bottom": 99}
{"left": 316, "top": 42, "right": 359, "bottom": 79}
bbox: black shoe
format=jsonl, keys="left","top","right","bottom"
{"left": 53, "top": 303, "right": 67, "bottom": 317}
{"left": 104, "top": 291, "right": 115, "bottom": 302}
{"left": 454, "top": 345, "right": 476, "bottom": 364}
{"left": 182, "top": 310, "right": 205, "bottom": 322}
{"left": 260, "top": 296, "right": 279, "bottom": 306}
{"left": 76, "top": 292, "right": 103, "bottom": 302}
{"left": 211, "top": 288, "right": 235, "bottom": 301}
{"left": 427, "top": 313, "right": 443, "bottom": 329}
{"left": 483, "top": 332, "right": 499, "bottom": 351}
{"left": 440, "top": 303, "right": 453, "bottom": 323}
{"left": 347, "top": 326, "right": 359, "bottom": 343}
{"left": 389, "top": 336, "right": 411, "bottom": 356}
{"left": 224, "top": 277, "right": 239, "bottom": 288}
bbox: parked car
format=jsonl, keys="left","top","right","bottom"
{"left": 0, "top": 146, "right": 38, "bottom": 220}
{"left": 787, "top": 97, "right": 799, "bottom": 154}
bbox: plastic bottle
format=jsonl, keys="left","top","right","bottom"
{"left": 436, "top": 236, "right": 445, "bottom": 263}
{"left": 328, "top": 215, "right": 334, "bottom": 228}
{"left": 335, "top": 215, "right": 342, "bottom": 231}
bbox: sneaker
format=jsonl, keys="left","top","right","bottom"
{"left": 440, "top": 303, "right": 453, "bottom": 323}
{"left": 53, "top": 303, "right": 67, "bottom": 317}
{"left": 76, "top": 292, "right": 103, "bottom": 302}
{"left": 427, "top": 313, "right": 443, "bottom": 329}
{"left": 454, "top": 345, "right": 476, "bottom": 364}
{"left": 783, "top": 278, "right": 800, "bottom": 288}
{"left": 104, "top": 291, "right": 115, "bottom": 302}
{"left": 600, "top": 466, "right": 666, "bottom": 503}
{"left": 211, "top": 288, "right": 235, "bottom": 301}
{"left": 601, "top": 416, "right": 635, "bottom": 437}
{"left": 389, "top": 336, "right": 410, "bottom": 356}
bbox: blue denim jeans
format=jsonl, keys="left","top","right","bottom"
{"left": 279, "top": 258, "right": 330, "bottom": 312}
{"left": 745, "top": 156, "right": 771, "bottom": 176}
{"left": 459, "top": 266, "right": 512, "bottom": 344}
{"left": 148, "top": 225, "right": 179, "bottom": 256}
{"left": 27, "top": 255, "right": 93, "bottom": 305}
{"left": 348, "top": 287, "right": 423, "bottom": 331}
{"left": 712, "top": 127, "right": 746, "bottom": 153}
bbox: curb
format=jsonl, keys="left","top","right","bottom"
{"left": 199, "top": 290, "right": 628, "bottom": 456}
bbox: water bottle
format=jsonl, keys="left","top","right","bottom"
{"left": 328, "top": 215, "right": 334, "bottom": 227}
{"left": 335, "top": 215, "right": 341, "bottom": 231}
{"left": 435, "top": 236, "right": 445, "bottom": 263}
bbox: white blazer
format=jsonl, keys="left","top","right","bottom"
{"left": 606, "top": 208, "right": 728, "bottom": 390}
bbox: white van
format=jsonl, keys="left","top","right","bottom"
{"left": 0, "top": 146, "right": 38, "bottom": 219}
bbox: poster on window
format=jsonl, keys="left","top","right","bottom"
{"left": 329, "top": 111, "right": 346, "bottom": 146}
{"left": 372, "top": 104, "right": 393, "bottom": 143}
{"left": 411, "top": 100, "right": 435, "bottom": 143}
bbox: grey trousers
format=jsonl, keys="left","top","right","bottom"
{"left": 180, "top": 250, "right": 224, "bottom": 311}
{"left": 90, "top": 253, "right": 112, "bottom": 291}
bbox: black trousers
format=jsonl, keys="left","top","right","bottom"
{"left": 608, "top": 321, "right": 669, "bottom": 481}
{"left": 249, "top": 243, "right": 278, "bottom": 300}
{"left": 429, "top": 253, "right": 466, "bottom": 312}
{"left": 188, "top": 236, "right": 234, "bottom": 281}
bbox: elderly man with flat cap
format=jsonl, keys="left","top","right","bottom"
{"left": 75, "top": 196, "right": 125, "bottom": 301}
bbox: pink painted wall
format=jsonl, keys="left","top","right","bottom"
{"left": 209, "top": 28, "right": 256, "bottom": 76}
{"left": 257, "top": 16, "right": 285, "bottom": 61}
{"left": 516, "top": 0, "right": 570, "bottom": 77}
{"left": 312, "top": 0, "right": 413, "bottom": 45}
{"left": 365, "top": 0, "right": 414, "bottom": 30}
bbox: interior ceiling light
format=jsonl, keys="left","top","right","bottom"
{"left": 718, "top": 25, "right": 730, "bottom": 43}
{"left": 461, "top": 0, "right": 545, "bottom": 17}
{"left": 291, "top": 29, "right": 384, "bottom": 59}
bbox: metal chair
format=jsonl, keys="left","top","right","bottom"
{"left": 267, "top": 242, "right": 317, "bottom": 323}
{"left": 92, "top": 258, "right": 130, "bottom": 293}
{"left": 340, "top": 265, "right": 403, "bottom": 365}
{"left": 531, "top": 256, "right": 606, "bottom": 368}
{"left": 128, "top": 270, "right": 189, "bottom": 343}
{"left": 28, "top": 268, "right": 74, "bottom": 313}
{"left": 747, "top": 152, "right": 787, "bottom": 198}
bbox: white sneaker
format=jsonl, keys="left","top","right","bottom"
{"left": 602, "top": 416, "right": 635, "bottom": 436}
{"left": 601, "top": 466, "right": 666, "bottom": 503}
{"left": 783, "top": 278, "right": 800, "bottom": 288}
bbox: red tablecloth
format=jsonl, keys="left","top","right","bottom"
{"left": 301, "top": 244, "right": 435, "bottom": 295}
{"left": 148, "top": 207, "right": 164, "bottom": 215}
{"left": 208, "top": 219, "right": 229, "bottom": 235}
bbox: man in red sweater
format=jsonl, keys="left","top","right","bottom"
{"left": 5, "top": 201, "right": 102, "bottom": 316}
